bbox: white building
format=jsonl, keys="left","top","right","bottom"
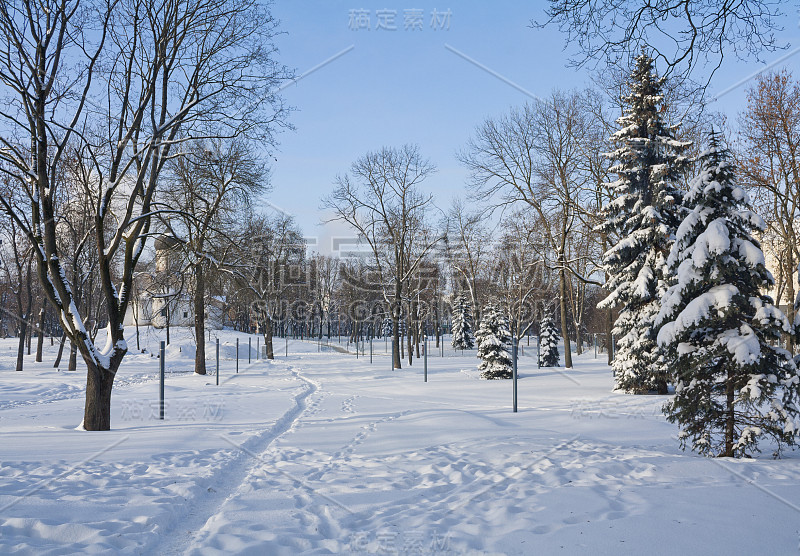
{"left": 123, "top": 235, "right": 224, "bottom": 330}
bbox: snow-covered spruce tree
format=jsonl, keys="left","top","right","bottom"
{"left": 476, "top": 304, "right": 513, "bottom": 379}
{"left": 381, "top": 317, "right": 393, "bottom": 338}
{"left": 657, "top": 132, "right": 800, "bottom": 458}
{"left": 452, "top": 294, "right": 475, "bottom": 350}
{"left": 538, "top": 313, "right": 561, "bottom": 367}
{"left": 597, "top": 52, "right": 691, "bottom": 395}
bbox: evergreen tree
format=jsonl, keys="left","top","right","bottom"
{"left": 476, "top": 304, "right": 513, "bottom": 379}
{"left": 657, "top": 132, "right": 800, "bottom": 457}
{"left": 538, "top": 313, "right": 561, "bottom": 367}
{"left": 381, "top": 317, "right": 393, "bottom": 338}
{"left": 597, "top": 51, "right": 691, "bottom": 394}
{"left": 451, "top": 294, "right": 475, "bottom": 350}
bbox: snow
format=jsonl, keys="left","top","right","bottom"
{"left": 2, "top": 327, "right": 800, "bottom": 553}
{"left": 690, "top": 219, "right": 730, "bottom": 267}
{"left": 718, "top": 326, "right": 762, "bottom": 366}
{"left": 657, "top": 285, "right": 738, "bottom": 346}
{"left": 736, "top": 237, "right": 766, "bottom": 268}
{"left": 631, "top": 262, "right": 654, "bottom": 299}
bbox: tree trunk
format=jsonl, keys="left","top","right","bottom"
{"left": 407, "top": 319, "right": 413, "bottom": 366}
{"left": 559, "top": 265, "right": 573, "bottom": 368}
{"left": 82, "top": 361, "right": 117, "bottom": 431}
{"left": 36, "top": 307, "right": 46, "bottom": 362}
{"left": 434, "top": 302, "right": 440, "bottom": 349}
{"left": 264, "top": 317, "right": 274, "bottom": 359}
{"left": 54, "top": 333, "right": 66, "bottom": 368}
{"left": 26, "top": 319, "right": 32, "bottom": 355}
{"left": 134, "top": 308, "right": 140, "bottom": 351}
{"left": 16, "top": 320, "right": 26, "bottom": 372}
{"left": 194, "top": 263, "right": 207, "bottom": 375}
{"left": 723, "top": 369, "right": 735, "bottom": 457}
{"left": 69, "top": 340, "right": 77, "bottom": 371}
{"left": 414, "top": 314, "right": 421, "bottom": 359}
{"left": 392, "top": 283, "right": 402, "bottom": 369}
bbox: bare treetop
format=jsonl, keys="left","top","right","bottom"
{"left": 538, "top": 0, "right": 788, "bottom": 91}
{"left": 322, "top": 144, "right": 439, "bottom": 369}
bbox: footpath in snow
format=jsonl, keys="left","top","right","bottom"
{"left": 1, "top": 328, "right": 800, "bottom": 555}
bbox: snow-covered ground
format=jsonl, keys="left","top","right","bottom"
{"left": 1, "top": 327, "right": 800, "bottom": 555}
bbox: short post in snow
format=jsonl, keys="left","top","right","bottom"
{"left": 370, "top": 335, "right": 373, "bottom": 364}
{"left": 285, "top": 331, "right": 288, "bottom": 357}
{"left": 594, "top": 334, "right": 597, "bottom": 359}
{"left": 391, "top": 337, "right": 396, "bottom": 371}
{"left": 236, "top": 337, "right": 239, "bottom": 373}
{"left": 159, "top": 341, "right": 165, "bottom": 420}
{"left": 256, "top": 337, "right": 260, "bottom": 360}
{"left": 248, "top": 337, "right": 252, "bottom": 364}
{"left": 216, "top": 337, "right": 219, "bottom": 386}
{"left": 512, "top": 336, "right": 518, "bottom": 413}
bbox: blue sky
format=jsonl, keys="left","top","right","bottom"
{"left": 263, "top": 1, "right": 800, "bottom": 252}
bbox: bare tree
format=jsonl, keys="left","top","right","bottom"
{"left": 538, "top": 0, "right": 788, "bottom": 90}
{"left": 491, "top": 218, "right": 558, "bottom": 343}
{"left": 0, "top": 216, "right": 33, "bottom": 372}
{"left": 445, "top": 200, "right": 493, "bottom": 323}
{"left": 236, "top": 213, "right": 305, "bottom": 360}
{"left": 308, "top": 253, "right": 341, "bottom": 340}
{"left": 737, "top": 70, "right": 800, "bottom": 351}
{"left": 460, "top": 91, "right": 600, "bottom": 368}
{"left": 0, "top": 0, "right": 289, "bottom": 430}
{"left": 161, "top": 138, "right": 267, "bottom": 374}
{"left": 323, "top": 144, "right": 439, "bottom": 369}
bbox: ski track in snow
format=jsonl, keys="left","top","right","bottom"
{"left": 160, "top": 351, "right": 661, "bottom": 555}
{"left": 159, "top": 366, "right": 320, "bottom": 555}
